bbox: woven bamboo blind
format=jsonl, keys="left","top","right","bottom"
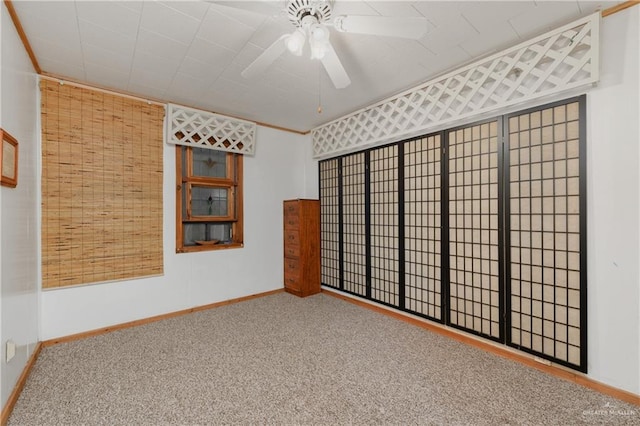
{"left": 41, "top": 80, "right": 164, "bottom": 288}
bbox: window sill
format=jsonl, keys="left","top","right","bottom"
{"left": 176, "top": 242, "right": 243, "bottom": 254}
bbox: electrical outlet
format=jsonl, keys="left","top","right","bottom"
{"left": 6, "top": 340, "right": 16, "bottom": 363}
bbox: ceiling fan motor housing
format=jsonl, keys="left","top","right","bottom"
{"left": 287, "top": 0, "right": 332, "bottom": 27}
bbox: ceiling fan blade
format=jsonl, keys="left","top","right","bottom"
{"left": 320, "top": 42, "right": 351, "bottom": 89}
{"left": 241, "top": 35, "right": 288, "bottom": 79}
{"left": 334, "top": 15, "right": 429, "bottom": 39}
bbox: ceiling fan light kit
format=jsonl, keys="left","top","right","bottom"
{"left": 236, "top": 0, "right": 429, "bottom": 90}
{"left": 286, "top": 11, "right": 332, "bottom": 59}
{"left": 309, "top": 21, "right": 331, "bottom": 59}
{"left": 310, "top": 23, "right": 330, "bottom": 42}
{"left": 309, "top": 37, "right": 328, "bottom": 60}
{"left": 286, "top": 29, "right": 306, "bottom": 56}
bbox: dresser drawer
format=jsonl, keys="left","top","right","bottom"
{"left": 284, "top": 258, "right": 299, "bottom": 275}
{"left": 284, "top": 228, "right": 299, "bottom": 245}
{"left": 283, "top": 212, "right": 300, "bottom": 229}
{"left": 284, "top": 270, "right": 300, "bottom": 291}
{"left": 284, "top": 243, "right": 300, "bottom": 259}
{"left": 284, "top": 201, "right": 300, "bottom": 217}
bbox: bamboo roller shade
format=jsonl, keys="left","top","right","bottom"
{"left": 40, "top": 80, "right": 164, "bottom": 289}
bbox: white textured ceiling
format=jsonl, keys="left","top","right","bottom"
{"left": 12, "top": 0, "right": 617, "bottom": 132}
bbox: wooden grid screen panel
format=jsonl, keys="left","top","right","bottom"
{"left": 447, "top": 121, "right": 501, "bottom": 339}
{"left": 370, "top": 145, "right": 399, "bottom": 305}
{"left": 41, "top": 80, "right": 164, "bottom": 288}
{"left": 506, "top": 99, "right": 585, "bottom": 370}
{"left": 404, "top": 135, "right": 442, "bottom": 320}
{"left": 342, "top": 152, "right": 367, "bottom": 296}
{"left": 320, "top": 158, "right": 340, "bottom": 288}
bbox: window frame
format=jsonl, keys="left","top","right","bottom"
{"left": 176, "top": 146, "right": 244, "bottom": 253}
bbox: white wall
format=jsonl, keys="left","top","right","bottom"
{"left": 585, "top": 7, "right": 639, "bottom": 394}
{"left": 303, "top": 133, "right": 319, "bottom": 198}
{"left": 40, "top": 125, "right": 309, "bottom": 339}
{"left": 0, "top": 3, "right": 40, "bottom": 409}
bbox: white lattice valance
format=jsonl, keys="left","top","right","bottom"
{"left": 167, "top": 104, "right": 256, "bottom": 155}
{"left": 312, "top": 13, "right": 600, "bottom": 159}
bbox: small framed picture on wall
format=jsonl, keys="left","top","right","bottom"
{"left": 1, "top": 128, "right": 18, "bottom": 188}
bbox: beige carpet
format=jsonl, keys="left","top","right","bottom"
{"left": 9, "top": 292, "right": 638, "bottom": 425}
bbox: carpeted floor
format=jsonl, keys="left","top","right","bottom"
{"left": 9, "top": 292, "right": 638, "bottom": 425}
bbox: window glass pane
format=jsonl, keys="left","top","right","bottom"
{"left": 182, "top": 186, "right": 187, "bottom": 218}
{"left": 191, "top": 186, "right": 229, "bottom": 217}
{"left": 183, "top": 222, "right": 232, "bottom": 246}
{"left": 192, "top": 148, "right": 227, "bottom": 178}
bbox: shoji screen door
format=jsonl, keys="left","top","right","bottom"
{"left": 341, "top": 153, "right": 367, "bottom": 296}
{"left": 370, "top": 145, "right": 399, "bottom": 305}
{"left": 319, "top": 159, "right": 340, "bottom": 289}
{"left": 446, "top": 120, "right": 502, "bottom": 340}
{"left": 505, "top": 98, "right": 586, "bottom": 371}
{"left": 404, "top": 135, "right": 443, "bottom": 321}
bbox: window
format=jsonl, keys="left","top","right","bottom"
{"left": 176, "top": 146, "right": 243, "bottom": 252}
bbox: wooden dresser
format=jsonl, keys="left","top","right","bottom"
{"left": 283, "top": 199, "right": 320, "bottom": 297}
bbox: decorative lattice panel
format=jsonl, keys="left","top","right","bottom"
{"left": 404, "top": 134, "right": 442, "bottom": 320}
{"left": 167, "top": 104, "right": 256, "bottom": 155}
{"left": 448, "top": 121, "right": 502, "bottom": 340}
{"left": 506, "top": 98, "right": 586, "bottom": 371}
{"left": 312, "top": 13, "right": 599, "bottom": 159}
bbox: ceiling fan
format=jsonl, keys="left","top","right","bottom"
{"left": 217, "top": 0, "right": 429, "bottom": 89}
